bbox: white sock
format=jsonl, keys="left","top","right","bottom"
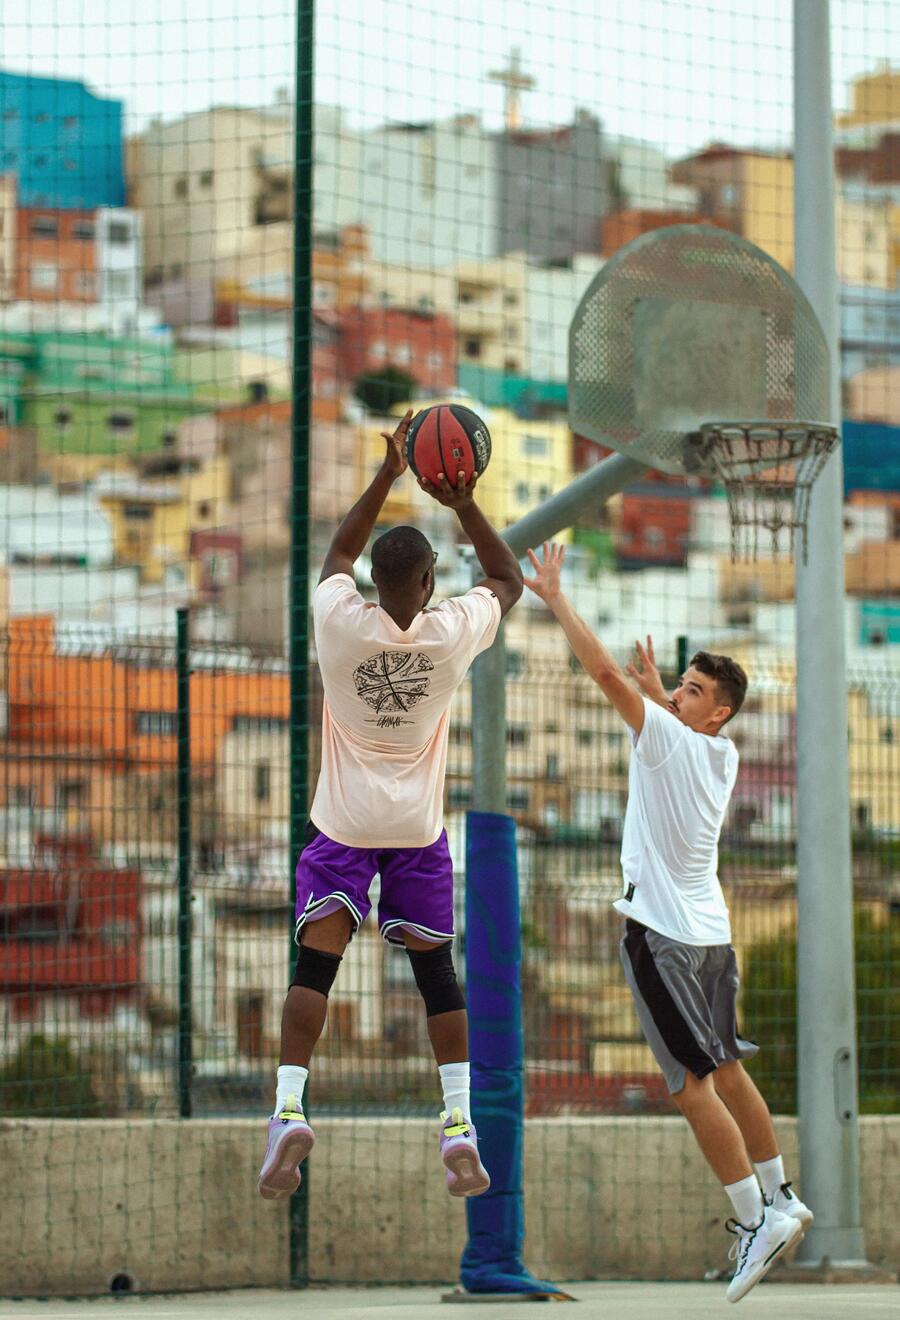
{"left": 439, "top": 1062, "right": 471, "bottom": 1122}
{"left": 273, "top": 1065, "right": 309, "bottom": 1117}
{"left": 755, "top": 1154, "right": 786, "bottom": 1200}
{"left": 724, "top": 1173, "right": 765, "bottom": 1227}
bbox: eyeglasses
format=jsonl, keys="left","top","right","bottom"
{"left": 431, "top": 552, "right": 439, "bottom": 567}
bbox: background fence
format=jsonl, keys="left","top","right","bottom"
{"left": 0, "top": 0, "right": 898, "bottom": 1294}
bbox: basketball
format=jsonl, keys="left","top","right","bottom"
{"left": 405, "top": 404, "right": 492, "bottom": 486}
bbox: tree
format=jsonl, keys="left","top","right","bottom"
{"left": 0, "top": 1034, "right": 103, "bottom": 1117}
{"left": 741, "top": 907, "right": 900, "bottom": 1114}
{"left": 353, "top": 365, "right": 416, "bottom": 415}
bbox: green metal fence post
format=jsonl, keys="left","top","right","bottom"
{"left": 176, "top": 607, "right": 193, "bottom": 1119}
{"left": 289, "top": 0, "right": 315, "bottom": 1289}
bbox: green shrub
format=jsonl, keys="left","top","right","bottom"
{"left": 742, "top": 908, "right": 900, "bottom": 1114}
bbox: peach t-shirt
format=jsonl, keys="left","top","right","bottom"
{"left": 309, "top": 573, "right": 502, "bottom": 848}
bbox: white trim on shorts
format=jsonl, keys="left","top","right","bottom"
{"left": 379, "top": 917, "right": 455, "bottom": 947}
{"left": 293, "top": 891, "right": 363, "bottom": 945}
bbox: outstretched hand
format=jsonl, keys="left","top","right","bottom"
{"left": 522, "top": 542, "right": 565, "bottom": 603}
{"left": 625, "top": 634, "right": 669, "bottom": 705}
{"left": 379, "top": 410, "right": 413, "bottom": 481}
{"left": 418, "top": 469, "right": 479, "bottom": 511}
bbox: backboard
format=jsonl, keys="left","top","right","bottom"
{"left": 568, "top": 224, "right": 833, "bottom": 477}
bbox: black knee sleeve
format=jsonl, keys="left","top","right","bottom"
{"left": 406, "top": 941, "right": 465, "bottom": 1017}
{"left": 291, "top": 944, "right": 342, "bottom": 996}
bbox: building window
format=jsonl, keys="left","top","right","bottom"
{"left": 0, "top": 405, "right": 9, "bottom": 426}
{"left": 107, "top": 412, "right": 135, "bottom": 433}
{"left": 106, "top": 220, "right": 131, "bottom": 245}
{"left": 503, "top": 291, "right": 519, "bottom": 307}
{"left": 507, "top": 725, "right": 528, "bottom": 746}
{"left": 30, "top": 215, "right": 58, "bottom": 237}
{"left": 174, "top": 176, "right": 188, "bottom": 198}
{"left": 54, "top": 408, "right": 73, "bottom": 430}
{"left": 11, "top": 785, "right": 36, "bottom": 809}
{"left": 448, "top": 786, "right": 473, "bottom": 809}
{"left": 370, "top": 339, "right": 387, "bottom": 360}
{"left": 546, "top": 754, "right": 561, "bottom": 780}
{"left": 394, "top": 342, "right": 412, "bottom": 364}
{"left": 72, "top": 220, "right": 95, "bottom": 240}
{"left": 521, "top": 434, "right": 549, "bottom": 457}
{"left": 507, "top": 788, "right": 530, "bottom": 809}
{"left": 514, "top": 481, "right": 529, "bottom": 504}
{"left": 576, "top": 729, "right": 594, "bottom": 746}
{"left": 232, "top": 715, "right": 289, "bottom": 734}
{"left": 134, "top": 711, "right": 177, "bottom": 735}
{"left": 199, "top": 170, "right": 214, "bottom": 188}
{"left": 146, "top": 265, "right": 164, "bottom": 287}
{"left": 122, "top": 504, "right": 152, "bottom": 520}
{"left": 463, "top": 338, "right": 481, "bottom": 359}
{"left": 56, "top": 779, "right": 87, "bottom": 810}
{"left": 75, "top": 271, "right": 96, "bottom": 296}
{"left": 169, "top": 263, "right": 183, "bottom": 279}
{"left": 254, "top": 762, "right": 271, "bottom": 803}
{"left": 30, "top": 263, "right": 58, "bottom": 291}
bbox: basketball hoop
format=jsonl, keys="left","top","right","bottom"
{"left": 686, "top": 421, "right": 839, "bottom": 562}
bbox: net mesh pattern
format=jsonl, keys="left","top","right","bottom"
{"left": 690, "top": 421, "right": 840, "bottom": 560}
{"left": 569, "top": 225, "right": 832, "bottom": 473}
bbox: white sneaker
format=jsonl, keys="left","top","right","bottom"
{"left": 725, "top": 1206, "right": 803, "bottom": 1303}
{"left": 765, "top": 1181, "right": 814, "bottom": 1232}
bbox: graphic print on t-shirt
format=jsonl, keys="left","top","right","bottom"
{"left": 353, "top": 650, "right": 434, "bottom": 724}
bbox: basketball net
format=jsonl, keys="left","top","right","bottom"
{"left": 688, "top": 422, "right": 840, "bottom": 562}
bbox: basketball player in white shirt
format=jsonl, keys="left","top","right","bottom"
{"left": 524, "top": 542, "right": 813, "bottom": 1304}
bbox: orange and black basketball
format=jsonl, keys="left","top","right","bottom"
{"left": 405, "top": 404, "right": 492, "bottom": 487}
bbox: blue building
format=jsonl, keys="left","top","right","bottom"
{"left": 840, "top": 282, "right": 900, "bottom": 382}
{"left": 0, "top": 69, "right": 124, "bottom": 210}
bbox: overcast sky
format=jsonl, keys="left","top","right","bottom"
{"left": 0, "top": 0, "right": 896, "bottom": 154}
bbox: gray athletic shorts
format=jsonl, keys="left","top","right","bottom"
{"left": 620, "top": 918, "right": 758, "bottom": 1095}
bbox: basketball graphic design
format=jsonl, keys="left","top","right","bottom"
{"left": 353, "top": 651, "right": 435, "bottom": 713}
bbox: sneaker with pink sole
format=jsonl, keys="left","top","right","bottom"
{"left": 439, "top": 1107, "right": 490, "bottom": 1198}
{"left": 257, "top": 1095, "right": 315, "bottom": 1200}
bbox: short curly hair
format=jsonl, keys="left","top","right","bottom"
{"left": 690, "top": 651, "right": 748, "bottom": 724}
{"left": 370, "top": 525, "right": 434, "bottom": 588}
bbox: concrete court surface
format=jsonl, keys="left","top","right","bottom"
{"left": 1, "top": 1284, "right": 898, "bottom": 1319}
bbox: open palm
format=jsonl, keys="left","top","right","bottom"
{"left": 523, "top": 542, "right": 565, "bottom": 602}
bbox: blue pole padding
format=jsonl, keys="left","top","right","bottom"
{"left": 460, "top": 811, "right": 566, "bottom": 1296}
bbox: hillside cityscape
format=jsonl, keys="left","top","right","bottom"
{"left": 0, "top": 56, "right": 897, "bottom": 1117}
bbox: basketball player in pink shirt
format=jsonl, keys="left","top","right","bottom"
{"left": 258, "top": 410, "right": 523, "bottom": 1200}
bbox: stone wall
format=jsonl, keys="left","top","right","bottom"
{"left": 1, "top": 1115, "right": 897, "bottom": 1294}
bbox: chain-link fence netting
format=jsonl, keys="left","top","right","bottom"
{"left": 0, "top": 0, "right": 897, "bottom": 1296}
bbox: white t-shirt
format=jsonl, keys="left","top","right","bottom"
{"left": 613, "top": 696, "right": 738, "bottom": 945}
{"left": 310, "top": 574, "right": 501, "bottom": 848}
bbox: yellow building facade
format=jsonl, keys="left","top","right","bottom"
{"left": 99, "top": 455, "right": 232, "bottom": 584}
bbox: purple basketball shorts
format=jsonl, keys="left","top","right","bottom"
{"left": 294, "top": 822, "right": 455, "bottom": 946}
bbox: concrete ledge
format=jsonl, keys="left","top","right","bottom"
{"left": 1, "top": 1115, "right": 897, "bottom": 1294}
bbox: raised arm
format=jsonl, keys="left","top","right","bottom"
{"left": 523, "top": 543, "right": 644, "bottom": 733}
{"left": 319, "top": 411, "right": 412, "bottom": 583}
{"left": 419, "top": 471, "right": 523, "bottom": 617}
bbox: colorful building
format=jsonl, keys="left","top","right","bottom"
{"left": 0, "top": 329, "right": 199, "bottom": 454}
{"left": 0, "top": 70, "right": 125, "bottom": 211}
{"left": 337, "top": 306, "right": 457, "bottom": 395}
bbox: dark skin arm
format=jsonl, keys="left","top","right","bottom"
{"left": 319, "top": 410, "right": 412, "bottom": 583}
{"left": 418, "top": 470, "right": 523, "bottom": 617}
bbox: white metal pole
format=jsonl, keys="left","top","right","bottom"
{"left": 792, "top": 0, "right": 867, "bottom": 1265}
